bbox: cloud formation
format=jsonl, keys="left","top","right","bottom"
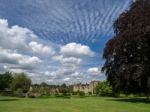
{"left": 0, "top": 19, "right": 51, "bottom": 81}
{"left": 0, "top": 0, "right": 132, "bottom": 44}
{"left": 29, "top": 41, "right": 54, "bottom": 55}
{"left": 61, "top": 43, "right": 94, "bottom": 57}
{"left": 0, "top": 18, "right": 103, "bottom": 84}
{"left": 0, "top": 48, "right": 41, "bottom": 65}
{"left": 87, "top": 67, "right": 102, "bottom": 76}
{"left": 0, "top": 0, "right": 132, "bottom": 84}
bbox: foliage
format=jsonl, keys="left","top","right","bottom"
{"left": 88, "top": 92, "right": 92, "bottom": 96}
{"left": 78, "top": 91, "right": 85, "bottom": 97}
{"left": 0, "top": 72, "right": 13, "bottom": 91}
{"left": 96, "top": 81, "right": 112, "bottom": 96}
{"left": 102, "top": 0, "right": 150, "bottom": 99}
{"left": 54, "top": 91, "right": 59, "bottom": 97}
{"left": 40, "top": 82, "right": 49, "bottom": 87}
{"left": 11, "top": 73, "right": 31, "bottom": 93}
{"left": 14, "top": 88, "right": 23, "bottom": 97}
{"left": 39, "top": 86, "right": 50, "bottom": 95}
{"left": 72, "top": 91, "right": 78, "bottom": 95}
{"left": 59, "top": 83, "right": 71, "bottom": 96}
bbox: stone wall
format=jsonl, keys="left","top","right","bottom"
{"left": 73, "top": 81, "right": 99, "bottom": 94}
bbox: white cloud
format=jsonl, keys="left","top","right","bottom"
{"left": 52, "top": 55, "right": 63, "bottom": 61}
{"left": 0, "top": 47, "right": 23, "bottom": 64}
{"left": 51, "top": 42, "right": 95, "bottom": 79}
{"left": 61, "top": 57, "right": 81, "bottom": 67}
{"left": 0, "top": 19, "right": 46, "bottom": 74}
{"left": 49, "top": 42, "right": 98, "bottom": 84}
{"left": 61, "top": 43, "right": 94, "bottom": 57}
{"left": 57, "top": 68, "right": 76, "bottom": 76}
{"left": 52, "top": 55, "right": 81, "bottom": 68}
{"left": 0, "top": 19, "right": 8, "bottom": 30}
{"left": 0, "top": 19, "right": 37, "bottom": 51}
{"left": 29, "top": 41, "right": 54, "bottom": 55}
{"left": 0, "top": 18, "right": 102, "bottom": 84}
{"left": 3, "top": 65, "right": 8, "bottom": 70}
{"left": 0, "top": 19, "right": 55, "bottom": 55}
{"left": 63, "top": 77, "right": 70, "bottom": 81}
{"left": 0, "top": 47, "right": 41, "bottom": 67}
{"left": 87, "top": 67, "right": 101, "bottom": 75}
{"left": 46, "top": 79, "right": 54, "bottom": 82}
{"left": 44, "top": 71, "right": 50, "bottom": 76}
{"left": 71, "top": 72, "right": 80, "bottom": 77}
{"left": 61, "top": 57, "right": 81, "bottom": 64}
{"left": 19, "top": 56, "right": 41, "bottom": 65}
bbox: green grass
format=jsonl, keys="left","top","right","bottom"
{"left": 0, "top": 96, "right": 150, "bottom": 112}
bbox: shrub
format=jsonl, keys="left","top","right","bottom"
{"left": 14, "top": 88, "right": 23, "bottom": 97}
{"left": 72, "top": 91, "right": 78, "bottom": 95}
{"left": 88, "top": 92, "right": 92, "bottom": 96}
{"left": 96, "top": 81, "right": 112, "bottom": 96}
{"left": 78, "top": 91, "right": 85, "bottom": 98}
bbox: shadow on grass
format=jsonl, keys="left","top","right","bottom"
{"left": 107, "top": 97, "right": 150, "bottom": 104}
{"left": 0, "top": 98, "right": 19, "bottom": 101}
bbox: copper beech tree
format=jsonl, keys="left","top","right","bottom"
{"left": 102, "top": 0, "right": 150, "bottom": 100}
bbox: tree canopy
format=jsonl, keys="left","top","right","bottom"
{"left": 96, "top": 81, "right": 112, "bottom": 96}
{"left": 102, "top": 0, "right": 150, "bottom": 99}
{"left": 0, "top": 72, "right": 13, "bottom": 91}
{"left": 11, "top": 73, "right": 31, "bottom": 93}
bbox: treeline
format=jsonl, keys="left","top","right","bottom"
{"left": 30, "top": 83, "right": 73, "bottom": 98}
{"left": 0, "top": 71, "right": 114, "bottom": 98}
{"left": 0, "top": 71, "right": 73, "bottom": 98}
{"left": 0, "top": 72, "right": 31, "bottom": 97}
{"left": 0, "top": 72, "right": 90, "bottom": 98}
{"left": 1, "top": 71, "right": 146, "bottom": 99}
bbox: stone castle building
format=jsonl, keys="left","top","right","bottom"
{"left": 73, "top": 81, "right": 99, "bottom": 94}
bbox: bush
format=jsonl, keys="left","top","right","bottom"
{"left": 14, "top": 88, "right": 23, "bottom": 97}
{"left": 96, "top": 81, "right": 112, "bottom": 96}
{"left": 11, "top": 73, "right": 31, "bottom": 93}
{"left": 88, "top": 92, "right": 92, "bottom": 96}
{"left": 72, "top": 91, "right": 78, "bottom": 95}
{"left": 54, "top": 92, "right": 65, "bottom": 98}
{"left": 54, "top": 91, "right": 59, "bottom": 97}
{"left": 28, "top": 94, "right": 35, "bottom": 98}
{"left": 78, "top": 91, "right": 85, "bottom": 98}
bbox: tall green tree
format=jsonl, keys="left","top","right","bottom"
{"left": 0, "top": 71, "right": 13, "bottom": 90}
{"left": 11, "top": 73, "right": 31, "bottom": 93}
{"left": 102, "top": 0, "right": 150, "bottom": 99}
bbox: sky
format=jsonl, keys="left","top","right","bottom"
{"left": 0, "top": 0, "right": 132, "bottom": 85}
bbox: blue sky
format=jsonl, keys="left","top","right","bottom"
{"left": 0, "top": 0, "right": 132, "bottom": 84}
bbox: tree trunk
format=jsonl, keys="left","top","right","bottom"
{"left": 112, "top": 89, "right": 120, "bottom": 97}
{"left": 147, "top": 77, "right": 150, "bottom": 101}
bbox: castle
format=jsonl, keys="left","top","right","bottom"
{"left": 73, "top": 81, "right": 99, "bottom": 94}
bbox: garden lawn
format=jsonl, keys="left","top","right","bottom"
{"left": 0, "top": 96, "right": 150, "bottom": 112}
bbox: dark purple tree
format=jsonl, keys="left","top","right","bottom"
{"left": 102, "top": 0, "right": 150, "bottom": 100}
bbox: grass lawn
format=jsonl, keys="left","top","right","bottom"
{"left": 0, "top": 96, "right": 150, "bottom": 112}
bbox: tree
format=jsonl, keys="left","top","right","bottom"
{"left": 40, "top": 82, "right": 48, "bottom": 87}
{"left": 0, "top": 72, "right": 13, "bottom": 91}
{"left": 11, "top": 73, "right": 31, "bottom": 93}
{"left": 38, "top": 83, "right": 50, "bottom": 96}
{"left": 59, "top": 83, "right": 70, "bottom": 96}
{"left": 78, "top": 91, "right": 85, "bottom": 97}
{"left": 102, "top": 0, "right": 150, "bottom": 100}
{"left": 96, "top": 81, "right": 112, "bottom": 96}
